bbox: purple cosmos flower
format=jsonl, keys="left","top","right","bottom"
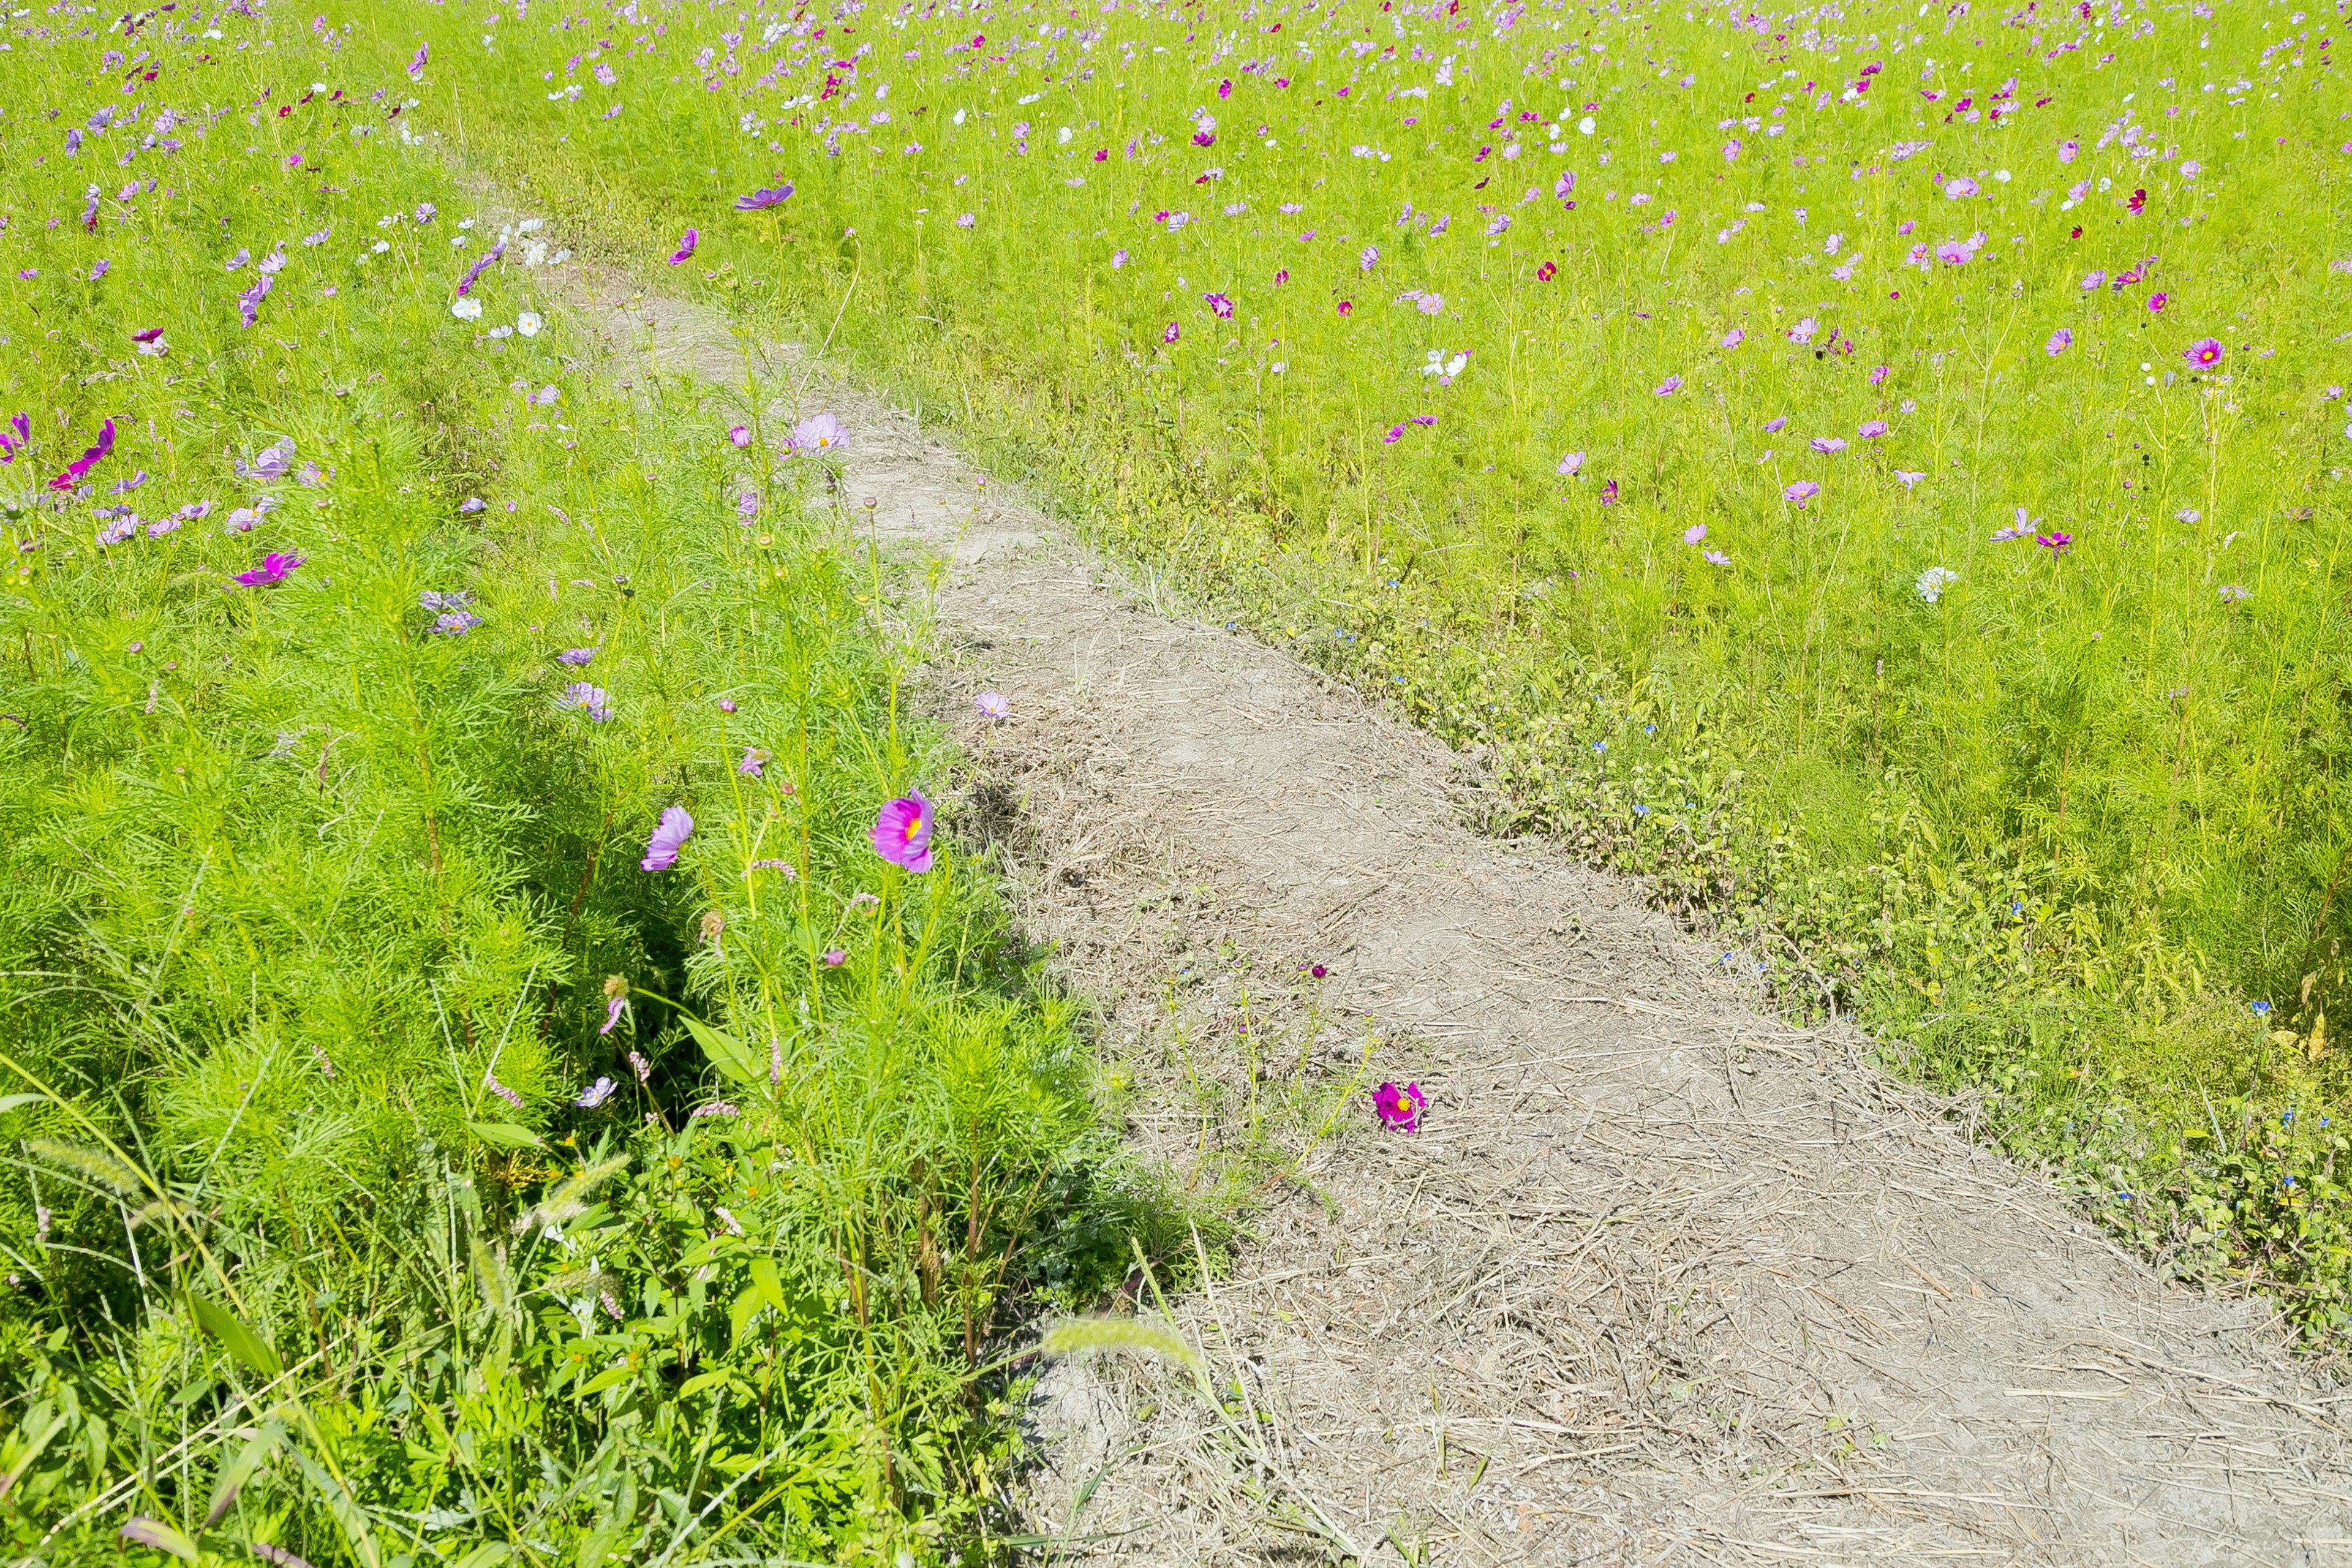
{"left": 1787, "top": 317, "right": 1818, "bottom": 345}
{"left": 786, "top": 412, "right": 846, "bottom": 455}
{"left": 454, "top": 239, "right": 505, "bottom": 296}
{"left": 2185, "top": 336, "right": 2222, "bottom": 367}
{"left": 1991, "top": 506, "right": 2037, "bottom": 542}
{"left": 2146, "top": 292, "right": 2168, "bottom": 314}
{"left": 2080, "top": 270, "right": 2107, "bottom": 292}
{"left": 407, "top": 43, "right": 429, "bottom": 76}
{"left": 737, "top": 747, "right": 765, "bottom": 776}
{"left": 1935, "top": 239, "right": 1972, "bottom": 265}
{"left": 458, "top": 496, "right": 486, "bottom": 513}
{"left": 1811, "top": 436, "right": 1847, "bottom": 454}
{"left": 561, "top": 681, "right": 611, "bottom": 721}
{"left": 955, "top": 213, "right": 976, "bottom": 228}
{"left": 1762, "top": 415, "right": 1788, "bottom": 434}
{"left": 1942, "top": 176, "right": 1979, "bottom": 198}
{"left": 1894, "top": 470, "right": 1926, "bottom": 490}
{"left": 1382, "top": 423, "right": 1406, "bottom": 444}
{"left": 2046, "top": 328, "right": 2073, "bottom": 355}
{"left": 2036, "top": 531, "right": 2073, "bottom": 553}
{"left": 0, "top": 412, "right": 24, "bottom": 464}
{"left": 1110, "top": 248, "right": 1129, "bottom": 268}
{"left": 734, "top": 184, "right": 794, "bottom": 210}
{"left": 557, "top": 647, "right": 595, "bottom": 666}
{"left": 667, "top": 228, "right": 698, "bottom": 265}
{"left": 728, "top": 424, "right": 752, "bottom": 448}
{"left": 1556, "top": 451, "right": 1584, "bottom": 477}
{"left": 1599, "top": 478, "right": 1619, "bottom": 505}
{"left": 976, "top": 691, "right": 1011, "bottom": 718}
{"left": 1721, "top": 327, "right": 1744, "bottom": 349}
{"left": 64, "top": 128, "right": 81, "bottom": 156}
{"left": 1784, "top": 480, "right": 1820, "bottom": 507}
{"left": 717, "top": 697, "right": 737, "bottom": 713}
{"left": 1858, "top": 420, "right": 1889, "bottom": 439}
{"left": 1682, "top": 523, "right": 1708, "bottom": 545}
{"left": 575, "top": 1076, "right": 617, "bottom": 1108}
{"left": 872, "top": 793, "right": 935, "bottom": 872}
{"left": 433, "top": 610, "right": 482, "bottom": 635}
{"left": 1359, "top": 244, "right": 1379, "bottom": 271}
{"left": 1162, "top": 320, "right": 1181, "bottom": 344}
{"left": 532, "top": 385, "right": 560, "bottom": 407}
{"left": 45, "top": 418, "right": 115, "bottom": 492}
{"left": 1373, "top": 1080, "right": 1424, "bottom": 1131}
{"left": 1654, "top": 374, "right": 1683, "bottom": 395}
{"left": 1203, "top": 291, "right": 1235, "bottom": 318}
{"left": 236, "top": 271, "right": 274, "bottom": 328}
{"left": 641, "top": 805, "right": 693, "bottom": 871}
{"left": 1703, "top": 549, "right": 1730, "bottom": 566}
{"left": 234, "top": 551, "right": 303, "bottom": 587}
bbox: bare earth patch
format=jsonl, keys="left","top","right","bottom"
{"left": 582, "top": 280, "right": 2352, "bottom": 1566}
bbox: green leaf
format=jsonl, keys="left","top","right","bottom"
{"left": 287, "top": 1444, "right": 383, "bottom": 1568}
{"left": 576, "top": 1363, "right": 635, "bottom": 1397}
{"left": 0, "top": 1093, "right": 50, "bottom": 1114}
{"left": 682, "top": 1014, "right": 761, "bottom": 1084}
{"left": 118, "top": 1517, "right": 200, "bottom": 1562}
{"left": 677, "top": 1370, "right": 730, "bottom": 1399}
{"left": 186, "top": 1295, "right": 284, "bottom": 1381}
{"left": 465, "top": 1120, "right": 545, "bottom": 1150}
{"left": 452, "top": 1546, "right": 512, "bottom": 1568}
{"left": 205, "top": 1422, "right": 284, "bottom": 1528}
{"left": 748, "top": 1256, "right": 786, "bottom": 1314}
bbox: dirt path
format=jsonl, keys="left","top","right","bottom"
{"left": 576, "top": 279, "right": 2352, "bottom": 1566}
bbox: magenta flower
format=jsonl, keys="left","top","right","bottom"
{"left": 728, "top": 424, "right": 751, "bottom": 447}
{"left": 1654, "top": 374, "right": 1683, "bottom": 395}
{"left": 667, "top": 228, "right": 698, "bottom": 265}
{"left": 1599, "top": 478, "right": 1619, "bottom": 505}
{"left": 1203, "top": 291, "right": 1235, "bottom": 318}
{"left": 873, "top": 793, "right": 935, "bottom": 872}
{"left": 407, "top": 43, "right": 428, "bottom": 76}
{"left": 786, "top": 412, "right": 846, "bottom": 454}
{"left": 1858, "top": 420, "right": 1888, "bottom": 439}
{"left": 45, "top": 417, "right": 115, "bottom": 492}
{"left": 233, "top": 551, "right": 303, "bottom": 586}
{"left": 2146, "top": 292, "right": 2168, "bottom": 313}
{"left": 0, "top": 411, "right": 25, "bottom": 463}
{"left": 1784, "top": 480, "right": 1820, "bottom": 507}
{"left": 2184, "top": 336, "right": 2222, "bottom": 367}
{"left": 1868, "top": 364, "right": 1890, "bottom": 385}
{"left": 598, "top": 994, "right": 628, "bottom": 1035}
{"left": 1161, "top": 320, "right": 1181, "bottom": 344}
{"left": 2046, "top": 328, "right": 2073, "bottom": 355}
{"left": 641, "top": 805, "right": 693, "bottom": 871}
{"left": 1382, "top": 423, "right": 1406, "bottom": 443}
{"left": 733, "top": 184, "right": 794, "bottom": 210}
{"left": 2036, "top": 531, "right": 2073, "bottom": 553}
{"left": 1721, "top": 327, "right": 1745, "bottom": 349}
{"left": 1373, "top": 1080, "right": 1424, "bottom": 1131}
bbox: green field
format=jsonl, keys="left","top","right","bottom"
{"left": 3, "top": 0, "right": 2350, "bottom": 1559}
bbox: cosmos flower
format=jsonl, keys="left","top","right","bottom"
{"left": 1203, "top": 291, "right": 1234, "bottom": 318}
{"left": 1858, "top": 420, "right": 1888, "bottom": 439}
{"left": 1373, "top": 1081, "right": 1424, "bottom": 1131}
{"left": 2036, "top": 531, "right": 2073, "bottom": 553}
{"left": 516, "top": 311, "right": 543, "bottom": 337}
{"left": 561, "top": 682, "right": 612, "bottom": 721}
{"left": 1784, "top": 480, "right": 1820, "bottom": 507}
{"left": 2046, "top": 328, "right": 2073, "bottom": 355}
{"left": 737, "top": 747, "right": 766, "bottom": 776}
{"left": 1810, "top": 436, "right": 1847, "bottom": 454}
{"left": 1703, "top": 549, "right": 1730, "bottom": 566}
{"left": 1682, "top": 523, "right": 1707, "bottom": 545}
{"left": 1894, "top": 470, "right": 1926, "bottom": 489}
{"left": 1556, "top": 451, "right": 1584, "bottom": 477}
{"left": 235, "top": 552, "right": 304, "bottom": 586}
{"left": 1916, "top": 566, "right": 1958, "bottom": 603}
{"left": 575, "top": 1076, "right": 617, "bottom": 1108}
{"left": 45, "top": 418, "right": 115, "bottom": 492}
{"left": 734, "top": 184, "right": 794, "bottom": 210}
{"left": 1163, "top": 321, "right": 1181, "bottom": 343}
{"left": 1942, "top": 176, "right": 1979, "bottom": 198}
{"left": 2146, "top": 292, "right": 2168, "bottom": 314}
{"left": 1990, "top": 506, "right": 2038, "bottom": 542}
{"left": 786, "top": 412, "right": 847, "bottom": 454}
{"left": 872, "top": 792, "right": 935, "bottom": 872}
{"left": 1654, "top": 374, "right": 1683, "bottom": 395}
{"left": 2184, "top": 336, "right": 2222, "bottom": 366}
{"left": 976, "top": 691, "right": 1011, "bottom": 718}
{"left": 641, "top": 805, "right": 693, "bottom": 871}
{"left": 1721, "top": 327, "right": 1744, "bottom": 349}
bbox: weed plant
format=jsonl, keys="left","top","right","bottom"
{"left": 0, "top": 7, "right": 1161, "bottom": 1563}
{"left": 366, "top": 0, "right": 2352, "bottom": 1336}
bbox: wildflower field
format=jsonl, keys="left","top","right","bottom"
{"left": 1, "top": 0, "right": 2348, "bottom": 1558}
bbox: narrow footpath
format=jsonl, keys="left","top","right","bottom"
{"left": 586, "top": 276, "right": 2352, "bottom": 1567}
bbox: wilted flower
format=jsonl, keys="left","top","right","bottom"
{"left": 2218, "top": 583, "right": 2251, "bottom": 604}
{"left": 1991, "top": 506, "right": 2037, "bottom": 542}
{"left": 872, "top": 793, "right": 935, "bottom": 872}
{"left": 641, "top": 805, "right": 693, "bottom": 871}
{"left": 1373, "top": 1081, "right": 1424, "bottom": 1131}
{"left": 737, "top": 747, "right": 766, "bottom": 776}
{"left": 1894, "top": 470, "right": 1926, "bottom": 490}
{"left": 667, "top": 228, "right": 698, "bottom": 264}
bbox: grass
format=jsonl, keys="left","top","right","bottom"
{"left": 0, "top": 9, "right": 1170, "bottom": 1564}
{"left": 363, "top": 0, "right": 2352, "bottom": 1338}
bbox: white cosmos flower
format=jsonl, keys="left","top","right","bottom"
{"left": 516, "top": 310, "right": 543, "bottom": 337}
{"left": 451, "top": 297, "right": 483, "bottom": 320}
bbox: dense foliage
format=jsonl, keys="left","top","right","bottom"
{"left": 0, "top": 7, "right": 1153, "bottom": 1563}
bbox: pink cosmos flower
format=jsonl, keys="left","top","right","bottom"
{"left": 728, "top": 424, "right": 752, "bottom": 447}
{"left": 1382, "top": 423, "right": 1406, "bottom": 443}
{"left": 1682, "top": 523, "right": 1708, "bottom": 545}
{"left": 1373, "top": 1080, "right": 1424, "bottom": 1131}
{"left": 2046, "top": 328, "right": 2073, "bottom": 355}
{"left": 233, "top": 551, "right": 303, "bottom": 586}
{"left": 786, "top": 412, "right": 846, "bottom": 454}
{"left": 1599, "top": 478, "right": 1619, "bottom": 505}
{"left": 667, "top": 228, "right": 698, "bottom": 265}
{"left": 1204, "top": 292, "right": 1235, "bottom": 318}
{"left": 1654, "top": 374, "right": 1683, "bottom": 395}
{"left": 873, "top": 793, "right": 935, "bottom": 872}
{"left": 2036, "top": 531, "right": 2073, "bottom": 553}
{"left": 641, "top": 805, "right": 693, "bottom": 871}
{"left": 2184, "top": 336, "right": 2222, "bottom": 366}
{"left": 1721, "top": 327, "right": 1745, "bottom": 349}
{"left": 1784, "top": 480, "right": 1820, "bottom": 507}
{"left": 1858, "top": 420, "right": 1888, "bottom": 439}
{"left": 1162, "top": 321, "right": 1181, "bottom": 344}
{"left": 976, "top": 691, "right": 1010, "bottom": 718}
{"left": 1942, "top": 176, "right": 1979, "bottom": 198}
{"left": 2146, "top": 292, "right": 2168, "bottom": 313}
{"left": 1811, "top": 436, "right": 1847, "bottom": 454}
{"left": 1556, "top": 451, "right": 1584, "bottom": 477}
{"left": 1868, "top": 364, "right": 1889, "bottom": 385}
{"left": 1894, "top": 470, "right": 1926, "bottom": 489}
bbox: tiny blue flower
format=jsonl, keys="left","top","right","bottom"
{"left": 1632, "top": 802, "right": 1648, "bottom": 815}
{"left": 2252, "top": 1000, "right": 2272, "bottom": 1015}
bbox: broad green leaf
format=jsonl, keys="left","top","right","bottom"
{"left": 453, "top": 1546, "right": 511, "bottom": 1568}
{"left": 576, "top": 1363, "right": 635, "bottom": 1396}
{"left": 682, "top": 1014, "right": 761, "bottom": 1084}
{"left": 748, "top": 1256, "right": 786, "bottom": 1313}
{"left": 186, "top": 1295, "right": 284, "bottom": 1381}
{"left": 464, "top": 1120, "right": 545, "bottom": 1150}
